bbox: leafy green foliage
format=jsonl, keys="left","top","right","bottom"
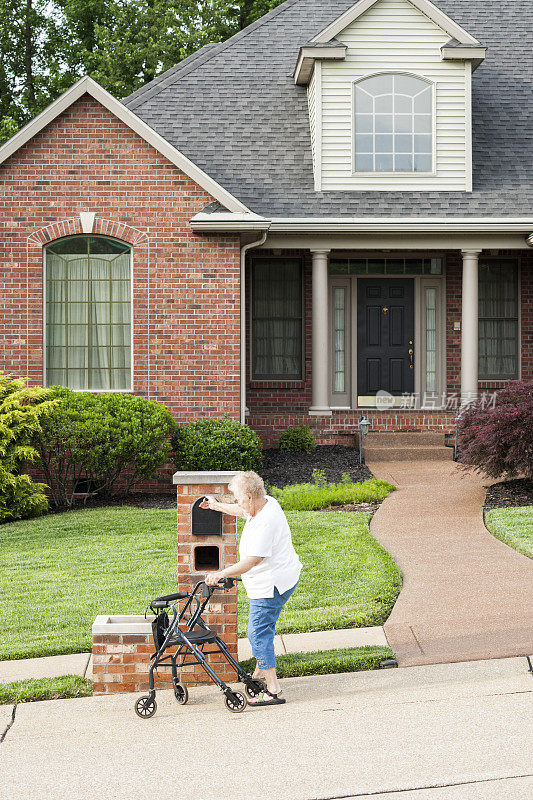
{"left": 34, "top": 388, "right": 178, "bottom": 506}
{"left": 457, "top": 380, "right": 533, "bottom": 479}
{"left": 484, "top": 506, "right": 533, "bottom": 560}
{"left": 0, "top": 0, "right": 286, "bottom": 143}
{"left": 269, "top": 477, "right": 396, "bottom": 511}
{"left": 278, "top": 424, "right": 316, "bottom": 453}
{"left": 0, "top": 675, "right": 92, "bottom": 704}
{"left": 173, "top": 415, "right": 262, "bottom": 471}
{"left": 0, "top": 373, "right": 53, "bottom": 522}
{"left": 239, "top": 646, "right": 396, "bottom": 678}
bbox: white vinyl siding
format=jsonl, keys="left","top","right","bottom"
{"left": 319, "top": 0, "right": 470, "bottom": 191}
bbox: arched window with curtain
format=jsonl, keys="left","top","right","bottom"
{"left": 354, "top": 73, "right": 433, "bottom": 173}
{"left": 45, "top": 235, "right": 132, "bottom": 390}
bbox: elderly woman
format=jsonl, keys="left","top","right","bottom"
{"left": 200, "top": 471, "right": 302, "bottom": 706}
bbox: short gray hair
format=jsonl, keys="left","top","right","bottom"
{"left": 228, "top": 471, "right": 265, "bottom": 500}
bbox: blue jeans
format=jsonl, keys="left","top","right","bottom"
{"left": 247, "top": 582, "right": 299, "bottom": 670}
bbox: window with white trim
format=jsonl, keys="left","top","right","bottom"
{"left": 45, "top": 235, "right": 132, "bottom": 390}
{"left": 354, "top": 74, "right": 433, "bottom": 173}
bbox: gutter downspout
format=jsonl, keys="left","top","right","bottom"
{"left": 240, "top": 230, "right": 269, "bottom": 424}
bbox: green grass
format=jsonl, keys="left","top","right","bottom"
{"left": 0, "top": 675, "right": 92, "bottom": 705}
{"left": 484, "top": 506, "right": 533, "bottom": 559}
{"left": 237, "top": 510, "right": 402, "bottom": 638}
{"left": 0, "top": 507, "right": 180, "bottom": 661}
{"left": 0, "top": 506, "right": 401, "bottom": 661}
{"left": 239, "top": 646, "right": 396, "bottom": 678}
{"left": 270, "top": 477, "right": 395, "bottom": 511}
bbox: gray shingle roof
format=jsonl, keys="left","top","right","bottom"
{"left": 123, "top": 0, "right": 533, "bottom": 217}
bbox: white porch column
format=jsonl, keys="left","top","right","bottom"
{"left": 310, "top": 249, "right": 332, "bottom": 415}
{"left": 460, "top": 249, "right": 481, "bottom": 406}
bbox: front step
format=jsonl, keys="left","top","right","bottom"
{"left": 362, "top": 431, "right": 454, "bottom": 461}
{"left": 367, "top": 431, "right": 445, "bottom": 446}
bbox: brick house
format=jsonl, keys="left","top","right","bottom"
{"left": 0, "top": 0, "right": 531, "bottom": 450}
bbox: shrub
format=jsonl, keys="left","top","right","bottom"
{"left": 278, "top": 424, "right": 316, "bottom": 453}
{"left": 457, "top": 380, "right": 533, "bottom": 479}
{"left": 269, "top": 477, "right": 395, "bottom": 511}
{"left": 0, "top": 374, "right": 53, "bottom": 522}
{"left": 34, "top": 389, "right": 179, "bottom": 506}
{"left": 173, "top": 415, "right": 262, "bottom": 471}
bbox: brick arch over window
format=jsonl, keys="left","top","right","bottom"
{"left": 26, "top": 216, "right": 150, "bottom": 395}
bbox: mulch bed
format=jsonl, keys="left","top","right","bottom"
{"left": 483, "top": 477, "right": 533, "bottom": 510}
{"left": 40, "top": 446, "right": 375, "bottom": 513}
{"left": 260, "top": 445, "right": 373, "bottom": 489}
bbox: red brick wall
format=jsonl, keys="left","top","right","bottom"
{"left": 0, "top": 93, "right": 240, "bottom": 422}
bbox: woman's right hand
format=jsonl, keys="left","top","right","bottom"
{"left": 199, "top": 495, "right": 218, "bottom": 510}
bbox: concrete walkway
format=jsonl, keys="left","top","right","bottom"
{"left": 1, "top": 656, "right": 532, "bottom": 799}
{"left": 0, "top": 626, "right": 389, "bottom": 684}
{"left": 366, "top": 459, "right": 533, "bottom": 667}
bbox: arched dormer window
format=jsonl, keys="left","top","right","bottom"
{"left": 354, "top": 73, "right": 433, "bottom": 173}
{"left": 45, "top": 235, "right": 131, "bottom": 391}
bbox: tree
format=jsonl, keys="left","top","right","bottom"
{"left": 0, "top": 0, "right": 69, "bottom": 136}
{"left": 0, "top": 0, "right": 285, "bottom": 143}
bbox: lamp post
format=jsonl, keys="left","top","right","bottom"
{"left": 358, "top": 415, "right": 371, "bottom": 464}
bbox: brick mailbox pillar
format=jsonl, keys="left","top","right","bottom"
{"left": 173, "top": 470, "right": 239, "bottom": 685}
{"left": 92, "top": 470, "right": 239, "bottom": 694}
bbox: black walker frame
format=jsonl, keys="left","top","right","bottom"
{"left": 135, "top": 578, "right": 264, "bottom": 717}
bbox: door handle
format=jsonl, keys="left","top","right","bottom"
{"left": 408, "top": 348, "right": 414, "bottom": 369}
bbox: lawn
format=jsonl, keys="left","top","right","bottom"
{"left": 484, "top": 506, "right": 533, "bottom": 559}
{"left": 0, "top": 506, "right": 401, "bottom": 661}
{"left": 237, "top": 511, "right": 401, "bottom": 637}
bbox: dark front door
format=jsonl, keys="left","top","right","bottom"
{"left": 357, "top": 278, "right": 414, "bottom": 398}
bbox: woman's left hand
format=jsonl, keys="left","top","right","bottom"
{"left": 204, "top": 571, "right": 224, "bottom": 586}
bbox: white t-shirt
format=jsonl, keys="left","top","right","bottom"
{"left": 239, "top": 496, "right": 302, "bottom": 599}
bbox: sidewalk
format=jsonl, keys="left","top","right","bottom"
{"left": 366, "top": 459, "right": 533, "bottom": 667}
{"left": 2, "top": 656, "right": 532, "bottom": 800}
{"left": 0, "top": 625, "right": 389, "bottom": 684}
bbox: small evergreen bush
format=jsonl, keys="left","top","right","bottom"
{"left": 278, "top": 424, "right": 316, "bottom": 453}
{"left": 0, "top": 373, "right": 53, "bottom": 522}
{"left": 173, "top": 415, "right": 262, "bottom": 471}
{"left": 457, "top": 380, "right": 533, "bottom": 479}
{"left": 35, "top": 389, "right": 179, "bottom": 506}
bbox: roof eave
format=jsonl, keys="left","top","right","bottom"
{"left": 266, "top": 217, "right": 533, "bottom": 234}
{"left": 190, "top": 212, "right": 271, "bottom": 233}
{"left": 441, "top": 44, "right": 486, "bottom": 71}
{"left": 294, "top": 44, "right": 347, "bottom": 86}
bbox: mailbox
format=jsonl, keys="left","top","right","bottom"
{"left": 191, "top": 497, "right": 223, "bottom": 536}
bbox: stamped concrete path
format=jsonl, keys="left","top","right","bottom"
{"left": 366, "top": 459, "right": 533, "bottom": 666}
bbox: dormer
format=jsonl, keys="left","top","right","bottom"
{"left": 294, "top": 0, "right": 486, "bottom": 192}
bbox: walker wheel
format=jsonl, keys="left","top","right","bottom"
{"left": 135, "top": 695, "right": 157, "bottom": 719}
{"left": 173, "top": 680, "right": 189, "bottom": 705}
{"left": 245, "top": 680, "right": 265, "bottom": 698}
{"left": 224, "top": 690, "right": 247, "bottom": 713}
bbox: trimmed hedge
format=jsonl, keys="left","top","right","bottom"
{"left": 34, "top": 388, "right": 178, "bottom": 506}
{"left": 173, "top": 415, "right": 262, "bottom": 471}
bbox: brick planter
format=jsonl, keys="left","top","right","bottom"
{"left": 92, "top": 471, "right": 240, "bottom": 694}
